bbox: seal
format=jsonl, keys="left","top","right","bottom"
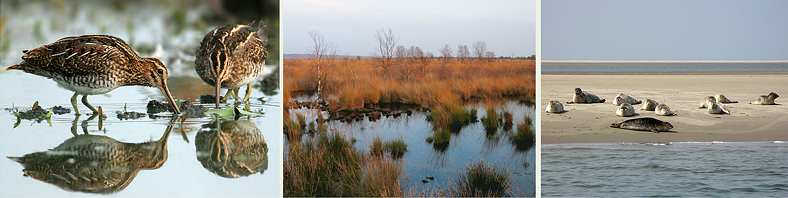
{"left": 616, "top": 103, "right": 636, "bottom": 117}
{"left": 655, "top": 103, "right": 675, "bottom": 116}
{"left": 714, "top": 94, "right": 738, "bottom": 103}
{"left": 613, "top": 96, "right": 629, "bottom": 106}
{"left": 708, "top": 102, "right": 730, "bottom": 114}
{"left": 699, "top": 96, "right": 716, "bottom": 108}
{"left": 610, "top": 117, "right": 673, "bottom": 133}
{"left": 640, "top": 99, "right": 658, "bottom": 111}
{"left": 749, "top": 92, "right": 779, "bottom": 105}
{"left": 545, "top": 100, "right": 566, "bottom": 113}
{"left": 613, "top": 93, "right": 641, "bottom": 106}
{"left": 568, "top": 88, "right": 605, "bottom": 104}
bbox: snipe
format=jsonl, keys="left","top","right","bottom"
{"left": 6, "top": 35, "right": 181, "bottom": 115}
{"left": 195, "top": 21, "right": 270, "bottom": 108}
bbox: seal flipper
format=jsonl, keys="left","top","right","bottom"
{"left": 610, "top": 123, "right": 621, "bottom": 128}
{"left": 651, "top": 129, "right": 659, "bottom": 133}
{"left": 600, "top": 99, "right": 606, "bottom": 103}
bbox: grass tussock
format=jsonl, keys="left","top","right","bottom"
{"left": 284, "top": 132, "right": 404, "bottom": 197}
{"left": 453, "top": 162, "right": 512, "bottom": 197}
{"left": 481, "top": 108, "right": 500, "bottom": 132}
{"left": 384, "top": 138, "right": 408, "bottom": 158}
{"left": 508, "top": 116, "right": 535, "bottom": 151}
{"left": 371, "top": 137, "right": 408, "bottom": 158}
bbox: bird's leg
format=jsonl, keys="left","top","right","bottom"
{"left": 224, "top": 89, "right": 234, "bottom": 101}
{"left": 81, "top": 95, "right": 98, "bottom": 114}
{"left": 233, "top": 88, "right": 240, "bottom": 102}
{"left": 243, "top": 84, "right": 252, "bottom": 102}
{"left": 71, "top": 92, "right": 81, "bottom": 115}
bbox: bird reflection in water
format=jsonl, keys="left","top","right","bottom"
{"left": 6, "top": 117, "right": 176, "bottom": 194}
{"left": 196, "top": 118, "right": 268, "bottom": 178}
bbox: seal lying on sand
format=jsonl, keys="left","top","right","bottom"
{"left": 714, "top": 94, "right": 738, "bottom": 103}
{"left": 749, "top": 92, "right": 779, "bottom": 105}
{"left": 655, "top": 104, "right": 675, "bottom": 116}
{"left": 545, "top": 100, "right": 566, "bottom": 113}
{"left": 616, "top": 103, "right": 635, "bottom": 117}
{"left": 568, "top": 88, "right": 605, "bottom": 104}
{"left": 699, "top": 96, "right": 716, "bottom": 108}
{"left": 610, "top": 117, "right": 673, "bottom": 133}
{"left": 640, "top": 99, "right": 658, "bottom": 111}
{"left": 613, "top": 93, "right": 641, "bottom": 106}
{"left": 708, "top": 102, "right": 730, "bottom": 114}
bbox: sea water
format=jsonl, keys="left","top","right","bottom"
{"left": 542, "top": 65, "right": 788, "bottom": 71}
{"left": 542, "top": 141, "right": 788, "bottom": 197}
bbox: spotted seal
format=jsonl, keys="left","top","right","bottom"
{"left": 699, "top": 96, "right": 716, "bottom": 108}
{"left": 568, "top": 88, "right": 605, "bottom": 104}
{"left": 708, "top": 102, "right": 730, "bottom": 114}
{"left": 714, "top": 94, "right": 738, "bottom": 103}
{"left": 749, "top": 92, "right": 779, "bottom": 105}
{"left": 545, "top": 100, "right": 566, "bottom": 113}
{"left": 655, "top": 103, "right": 675, "bottom": 116}
{"left": 613, "top": 93, "right": 641, "bottom": 106}
{"left": 616, "top": 103, "right": 636, "bottom": 117}
{"left": 610, "top": 117, "right": 673, "bottom": 133}
{"left": 640, "top": 99, "right": 659, "bottom": 111}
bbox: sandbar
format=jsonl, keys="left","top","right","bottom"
{"left": 541, "top": 74, "right": 788, "bottom": 144}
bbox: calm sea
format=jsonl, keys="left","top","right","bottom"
{"left": 541, "top": 65, "right": 788, "bottom": 71}
{"left": 541, "top": 141, "right": 788, "bottom": 197}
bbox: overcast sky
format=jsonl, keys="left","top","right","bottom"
{"left": 542, "top": 0, "right": 788, "bottom": 61}
{"left": 283, "top": 0, "right": 535, "bottom": 57}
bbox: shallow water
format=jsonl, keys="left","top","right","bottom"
{"left": 542, "top": 141, "right": 788, "bottom": 197}
{"left": 0, "top": 72, "right": 282, "bottom": 197}
{"left": 286, "top": 100, "right": 536, "bottom": 196}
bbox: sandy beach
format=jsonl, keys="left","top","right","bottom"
{"left": 541, "top": 74, "right": 788, "bottom": 144}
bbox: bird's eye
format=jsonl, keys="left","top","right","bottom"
{"left": 157, "top": 69, "right": 164, "bottom": 74}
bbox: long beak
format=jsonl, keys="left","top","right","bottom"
{"left": 160, "top": 85, "right": 181, "bottom": 114}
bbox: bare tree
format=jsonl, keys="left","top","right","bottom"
{"left": 374, "top": 29, "right": 398, "bottom": 76}
{"left": 473, "top": 41, "right": 488, "bottom": 61}
{"left": 307, "top": 31, "right": 338, "bottom": 99}
{"left": 439, "top": 44, "right": 453, "bottom": 64}
{"left": 457, "top": 45, "right": 470, "bottom": 64}
{"left": 484, "top": 51, "right": 496, "bottom": 62}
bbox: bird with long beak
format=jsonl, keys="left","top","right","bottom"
{"left": 6, "top": 35, "right": 180, "bottom": 115}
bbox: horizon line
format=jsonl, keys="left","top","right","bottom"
{"left": 542, "top": 60, "right": 788, "bottom": 66}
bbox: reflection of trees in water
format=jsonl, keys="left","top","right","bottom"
{"left": 7, "top": 123, "right": 173, "bottom": 194}
{"left": 196, "top": 119, "right": 268, "bottom": 178}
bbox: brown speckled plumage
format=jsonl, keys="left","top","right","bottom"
{"left": 6, "top": 124, "right": 173, "bottom": 194}
{"left": 195, "top": 22, "right": 268, "bottom": 108}
{"left": 7, "top": 35, "right": 180, "bottom": 114}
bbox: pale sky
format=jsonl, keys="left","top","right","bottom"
{"left": 543, "top": 0, "right": 788, "bottom": 61}
{"left": 283, "top": 0, "right": 536, "bottom": 57}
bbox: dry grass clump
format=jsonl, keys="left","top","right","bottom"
{"left": 453, "top": 162, "right": 512, "bottom": 197}
{"left": 284, "top": 132, "right": 404, "bottom": 197}
{"left": 284, "top": 58, "right": 535, "bottom": 110}
{"left": 508, "top": 116, "right": 535, "bottom": 151}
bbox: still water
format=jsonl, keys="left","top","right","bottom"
{"left": 0, "top": 73, "right": 282, "bottom": 197}
{"left": 542, "top": 141, "right": 788, "bottom": 197}
{"left": 287, "top": 100, "right": 536, "bottom": 196}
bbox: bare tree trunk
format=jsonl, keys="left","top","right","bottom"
{"left": 307, "top": 31, "right": 338, "bottom": 100}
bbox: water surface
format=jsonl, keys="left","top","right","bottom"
{"left": 287, "top": 100, "right": 535, "bottom": 196}
{"left": 542, "top": 141, "right": 788, "bottom": 197}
